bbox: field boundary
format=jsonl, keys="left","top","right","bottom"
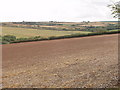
{"left": 2, "top": 30, "right": 119, "bottom": 44}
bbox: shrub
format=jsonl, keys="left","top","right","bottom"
{"left": 48, "top": 36, "right": 57, "bottom": 40}
{"left": 17, "top": 38, "right": 28, "bottom": 41}
{"left": 34, "top": 36, "right": 41, "bottom": 39}
{"left": 62, "top": 28, "right": 68, "bottom": 31}
{"left": 2, "top": 41, "right": 10, "bottom": 44}
{"left": 2, "top": 35, "right": 16, "bottom": 42}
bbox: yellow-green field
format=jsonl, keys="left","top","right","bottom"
{"left": 2, "top": 26, "right": 91, "bottom": 38}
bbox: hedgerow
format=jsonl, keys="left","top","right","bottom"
{"left": 1, "top": 30, "right": 120, "bottom": 44}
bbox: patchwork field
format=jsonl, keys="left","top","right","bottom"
{"left": 1, "top": 22, "right": 119, "bottom": 88}
{"left": 2, "top": 26, "right": 91, "bottom": 38}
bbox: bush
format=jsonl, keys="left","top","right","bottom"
{"left": 34, "top": 36, "right": 41, "bottom": 39}
{"left": 2, "top": 41, "right": 10, "bottom": 44}
{"left": 17, "top": 38, "right": 29, "bottom": 41}
{"left": 2, "top": 35, "right": 16, "bottom": 42}
{"left": 48, "top": 36, "right": 57, "bottom": 40}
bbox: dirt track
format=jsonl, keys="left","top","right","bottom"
{"left": 2, "top": 34, "right": 118, "bottom": 88}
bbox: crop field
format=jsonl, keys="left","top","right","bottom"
{"left": 1, "top": 21, "right": 119, "bottom": 38}
{"left": 2, "top": 21, "right": 119, "bottom": 88}
{"left": 3, "top": 34, "right": 118, "bottom": 88}
{"left": 2, "top": 26, "right": 91, "bottom": 38}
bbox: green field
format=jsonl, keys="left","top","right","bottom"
{"left": 109, "top": 29, "right": 120, "bottom": 32}
{"left": 2, "top": 26, "right": 91, "bottom": 38}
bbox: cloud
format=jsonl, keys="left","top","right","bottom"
{"left": 0, "top": 0, "right": 117, "bottom": 22}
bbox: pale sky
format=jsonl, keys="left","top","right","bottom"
{"left": 0, "top": 0, "right": 119, "bottom": 22}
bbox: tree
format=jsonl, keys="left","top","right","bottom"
{"left": 108, "top": 1, "right": 120, "bottom": 19}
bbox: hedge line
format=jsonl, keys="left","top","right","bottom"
{"left": 1, "top": 30, "right": 120, "bottom": 44}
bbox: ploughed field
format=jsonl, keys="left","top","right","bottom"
{"left": 2, "top": 34, "right": 118, "bottom": 88}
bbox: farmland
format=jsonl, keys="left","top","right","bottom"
{"left": 2, "top": 26, "right": 91, "bottom": 38}
{"left": 2, "top": 21, "right": 119, "bottom": 88}
{"left": 2, "top": 34, "right": 118, "bottom": 88}
{"left": 1, "top": 21, "right": 119, "bottom": 44}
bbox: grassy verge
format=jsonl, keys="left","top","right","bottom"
{"left": 1, "top": 30, "right": 119, "bottom": 44}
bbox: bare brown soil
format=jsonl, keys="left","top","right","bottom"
{"left": 2, "top": 34, "right": 118, "bottom": 88}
